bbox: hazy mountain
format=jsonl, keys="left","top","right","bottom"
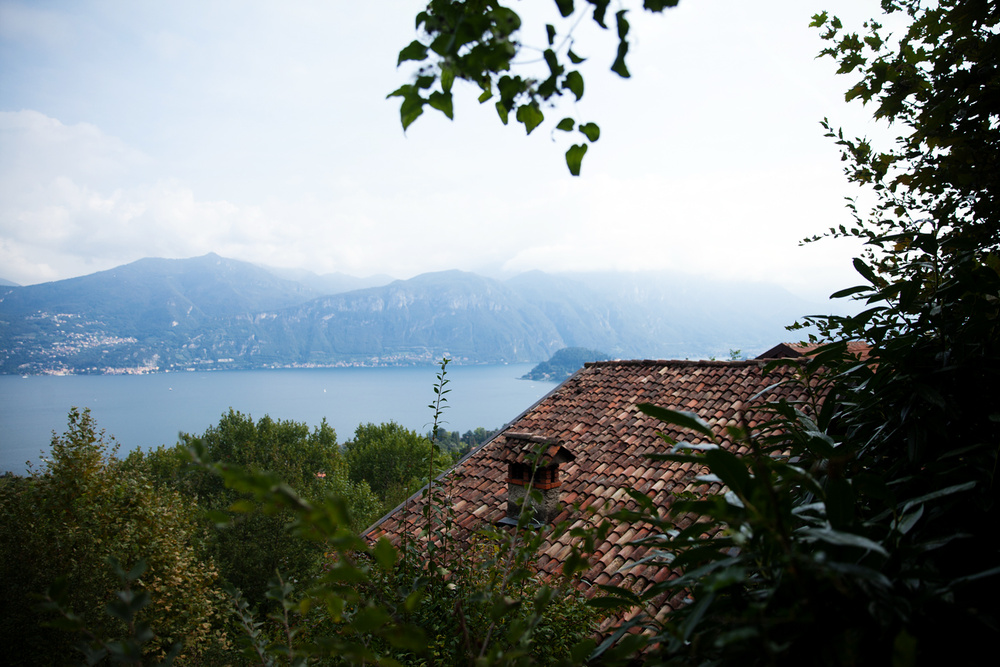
{"left": 0, "top": 254, "right": 825, "bottom": 374}
{"left": 204, "top": 270, "right": 564, "bottom": 366}
{"left": 505, "top": 270, "right": 817, "bottom": 359}
{"left": 0, "top": 278, "right": 19, "bottom": 287}
{"left": 0, "top": 253, "right": 321, "bottom": 373}
{"left": 261, "top": 266, "right": 394, "bottom": 295}
{"left": 0, "top": 253, "right": 318, "bottom": 329}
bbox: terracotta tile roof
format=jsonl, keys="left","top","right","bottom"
{"left": 757, "top": 340, "right": 871, "bottom": 361}
{"left": 363, "top": 358, "right": 820, "bottom": 621}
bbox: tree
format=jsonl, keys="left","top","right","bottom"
{"left": 167, "top": 410, "right": 382, "bottom": 612}
{"left": 343, "top": 421, "right": 450, "bottom": 511}
{"left": 0, "top": 409, "right": 226, "bottom": 664}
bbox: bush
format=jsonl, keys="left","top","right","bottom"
{"left": 133, "top": 409, "right": 383, "bottom": 614}
{"left": 0, "top": 408, "right": 227, "bottom": 664}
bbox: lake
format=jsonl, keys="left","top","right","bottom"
{"left": 0, "top": 364, "right": 558, "bottom": 474}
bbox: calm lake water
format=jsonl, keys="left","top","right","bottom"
{"left": 0, "top": 364, "right": 557, "bottom": 474}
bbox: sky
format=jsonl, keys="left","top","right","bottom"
{"left": 0, "top": 0, "right": 896, "bottom": 301}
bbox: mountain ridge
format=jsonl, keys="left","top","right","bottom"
{"left": 0, "top": 254, "right": 822, "bottom": 374}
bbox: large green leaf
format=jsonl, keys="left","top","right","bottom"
{"left": 515, "top": 103, "right": 544, "bottom": 134}
{"left": 703, "top": 449, "right": 750, "bottom": 498}
{"left": 566, "top": 143, "right": 588, "bottom": 175}
{"left": 799, "top": 526, "right": 889, "bottom": 557}
{"left": 638, "top": 403, "right": 717, "bottom": 440}
{"left": 397, "top": 40, "right": 428, "bottom": 65}
{"left": 564, "top": 70, "right": 584, "bottom": 100}
{"left": 579, "top": 121, "right": 600, "bottom": 141}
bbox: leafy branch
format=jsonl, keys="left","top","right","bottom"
{"left": 392, "top": 1, "right": 682, "bottom": 175}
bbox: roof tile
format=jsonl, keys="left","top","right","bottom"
{"left": 363, "top": 358, "right": 821, "bottom": 621}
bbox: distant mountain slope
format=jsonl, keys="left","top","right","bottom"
{"left": 219, "top": 270, "right": 565, "bottom": 365}
{"left": 505, "top": 270, "right": 816, "bottom": 359}
{"left": 261, "top": 266, "right": 394, "bottom": 295}
{"left": 0, "top": 254, "right": 321, "bottom": 373}
{"left": 0, "top": 278, "right": 19, "bottom": 287}
{"left": 0, "top": 255, "right": 824, "bottom": 374}
{"left": 0, "top": 253, "right": 319, "bottom": 333}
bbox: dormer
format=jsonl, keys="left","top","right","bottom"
{"left": 501, "top": 432, "right": 575, "bottom": 525}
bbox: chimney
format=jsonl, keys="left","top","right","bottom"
{"left": 502, "top": 432, "right": 575, "bottom": 525}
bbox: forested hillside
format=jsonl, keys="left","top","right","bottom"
{"left": 0, "top": 260, "right": 814, "bottom": 374}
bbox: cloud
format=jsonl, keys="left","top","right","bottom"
{"left": 0, "top": 111, "right": 266, "bottom": 283}
{"left": 0, "top": 1, "right": 883, "bottom": 299}
{"left": 0, "top": 107, "right": 863, "bottom": 301}
{"left": 0, "top": 110, "right": 149, "bottom": 189}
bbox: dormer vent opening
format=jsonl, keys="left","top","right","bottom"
{"left": 502, "top": 432, "right": 575, "bottom": 525}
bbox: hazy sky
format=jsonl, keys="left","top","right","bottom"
{"left": 0, "top": 1, "right": 893, "bottom": 299}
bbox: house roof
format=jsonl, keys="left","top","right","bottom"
{"left": 757, "top": 340, "right": 871, "bottom": 361}
{"left": 363, "top": 358, "right": 820, "bottom": 619}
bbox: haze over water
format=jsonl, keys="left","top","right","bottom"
{"left": 0, "top": 364, "right": 556, "bottom": 474}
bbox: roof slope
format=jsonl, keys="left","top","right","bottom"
{"left": 757, "top": 340, "right": 870, "bottom": 361}
{"left": 364, "top": 358, "right": 818, "bottom": 615}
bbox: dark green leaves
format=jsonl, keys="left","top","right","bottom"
{"left": 555, "top": 0, "right": 574, "bottom": 18}
{"left": 388, "top": 78, "right": 434, "bottom": 131}
{"left": 564, "top": 70, "right": 584, "bottom": 100}
{"left": 428, "top": 91, "right": 453, "bottom": 120}
{"left": 611, "top": 10, "right": 631, "bottom": 78}
{"left": 393, "top": 0, "right": 687, "bottom": 174}
{"left": 516, "top": 103, "right": 544, "bottom": 134}
{"left": 397, "top": 40, "right": 428, "bottom": 66}
{"left": 565, "top": 144, "right": 588, "bottom": 175}
{"left": 578, "top": 122, "right": 600, "bottom": 141}
{"left": 852, "top": 256, "right": 880, "bottom": 285}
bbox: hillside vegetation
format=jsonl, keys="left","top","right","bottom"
{"left": 0, "top": 262, "right": 811, "bottom": 374}
{"left": 521, "top": 347, "right": 610, "bottom": 382}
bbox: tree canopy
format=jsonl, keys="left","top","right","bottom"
{"left": 0, "top": 409, "right": 225, "bottom": 663}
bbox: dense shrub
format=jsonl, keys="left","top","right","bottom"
{"left": 0, "top": 408, "right": 227, "bottom": 664}
{"left": 129, "top": 409, "right": 383, "bottom": 614}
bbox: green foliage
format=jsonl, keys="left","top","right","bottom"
{"left": 38, "top": 558, "right": 182, "bottom": 666}
{"left": 0, "top": 408, "right": 226, "bottom": 664}
{"left": 583, "top": 2, "right": 1000, "bottom": 663}
{"left": 182, "top": 360, "right": 602, "bottom": 665}
{"left": 429, "top": 426, "right": 501, "bottom": 460}
{"left": 394, "top": 1, "right": 683, "bottom": 174}
{"left": 522, "top": 346, "right": 610, "bottom": 382}
{"left": 364, "top": 529, "right": 600, "bottom": 666}
{"left": 7, "top": 3, "right": 997, "bottom": 664}
{"left": 387, "top": 2, "right": 998, "bottom": 663}
{"left": 344, "top": 421, "right": 450, "bottom": 511}
{"left": 172, "top": 410, "right": 381, "bottom": 613}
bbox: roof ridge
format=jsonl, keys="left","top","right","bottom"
{"left": 583, "top": 359, "right": 765, "bottom": 368}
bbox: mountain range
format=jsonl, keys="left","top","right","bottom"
{"left": 0, "top": 253, "right": 826, "bottom": 374}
